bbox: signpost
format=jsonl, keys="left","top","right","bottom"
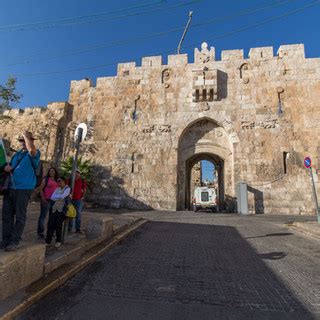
{"left": 62, "top": 123, "right": 87, "bottom": 244}
{"left": 304, "top": 156, "right": 320, "bottom": 223}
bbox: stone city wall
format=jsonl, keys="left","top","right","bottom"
{"left": 2, "top": 43, "right": 320, "bottom": 214}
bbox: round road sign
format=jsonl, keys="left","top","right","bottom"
{"left": 304, "top": 156, "right": 312, "bottom": 169}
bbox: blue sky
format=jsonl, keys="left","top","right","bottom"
{"left": 0, "top": 0, "right": 319, "bottom": 107}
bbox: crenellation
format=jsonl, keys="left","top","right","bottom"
{"left": 96, "top": 76, "right": 115, "bottom": 88}
{"left": 117, "top": 62, "right": 136, "bottom": 76}
{"left": 167, "top": 54, "right": 188, "bottom": 66}
{"left": 277, "top": 44, "right": 305, "bottom": 60}
{"left": 141, "top": 56, "right": 162, "bottom": 68}
{"left": 221, "top": 49, "right": 244, "bottom": 61}
{"left": 70, "top": 79, "right": 93, "bottom": 93}
{"left": 249, "top": 46, "right": 273, "bottom": 60}
{"left": 1, "top": 42, "right": 319, "bottom": 214}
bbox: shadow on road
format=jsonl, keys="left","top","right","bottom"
{"left": 19, "top": 221, "right": 314, "bottom": 320}
{"left": 246, "top": 232, "right": 293, "bottom": 239}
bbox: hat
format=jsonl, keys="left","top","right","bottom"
{"left": 17, "top": 131, "right": 37, "bottom": 141}
{"left": 76, "top": 168, "right": 81, "bottom": 173}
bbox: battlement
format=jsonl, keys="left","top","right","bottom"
{"left": 69, "top": 43, "right": 307, "bottom": 91}
{"left": 2, "top": 102, "right": 69, "bottom": 116}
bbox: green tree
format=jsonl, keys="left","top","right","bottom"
{"left": 60, "top": 156, "right": 93, "bottom": 184}
{"left": 0, "top": 77, "right": 22, "bottom": 122}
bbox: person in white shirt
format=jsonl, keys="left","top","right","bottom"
{"left": 45, "top": 177, "right": 71, "bottom": 248}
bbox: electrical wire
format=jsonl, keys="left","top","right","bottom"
{"left": 1, "top": 0, "right": 294, "bottom": 67}
{"left": 0, "top": 0, "right": 163, "bottom": 31}
{"left": 184, "top": 0, "right": 320, "bottom": 49}
{"left": 0, "top": 0, "right": 201, "bottom": 32}
{"left": 11, "top": 0, "right": 320, "bottom": 77}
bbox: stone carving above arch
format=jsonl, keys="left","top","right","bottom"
{"left": 177, "top": 115, "right": 239, "bottom": 147}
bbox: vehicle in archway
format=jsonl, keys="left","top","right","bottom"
{"left": 192, "top": 187, "right": 218, "bottom": 212}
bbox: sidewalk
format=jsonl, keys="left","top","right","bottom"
{"left": 286, "top": 220, "right": 320, "bottom": 239}
{"left": 0, "top": 197, "right": 144, "bottom": 299}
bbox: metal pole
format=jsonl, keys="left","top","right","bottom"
{"left": 309, "top": 167, "right": 320, "bottom": 222}
{"left": 70, "top": 127, "right": 83, "bottom": 197}
{"left": 177, "top": 11, "right": 193, "bottom": 54}
{"left": 62, "top": 128, "right": 83, "bottom": 244}
{"left": 309, "top": 167, "right": 320, "bottom": 223}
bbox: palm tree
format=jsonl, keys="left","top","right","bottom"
{"left": 60, "top": 156, "right": 93, "bottom": 184}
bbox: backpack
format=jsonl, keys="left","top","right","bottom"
{"left": 29, "top": 157, "right": 43, "bottom": 188}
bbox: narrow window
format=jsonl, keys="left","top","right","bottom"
{"left": 131, "top": 153, "right": 136, "bottom": 173}
{"left": 195, "top": 89, "right": 200, "bottom": 102}
{"left": 209, "top": 89, "right": 214, "bottom": 101}
{"left": 283, "top": 152, "right": 288, "bottom": 174}
{"left": 202, "top": 89, "right": 207, "bottom": 101}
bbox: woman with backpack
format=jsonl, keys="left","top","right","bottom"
{"left": 45, "top": 176, "right": 71, "bottom": 248}
{"left": 37, "top": 167, "right": 59, "bottom": 239}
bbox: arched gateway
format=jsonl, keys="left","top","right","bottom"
{"left": 2, "top": 43, "right": 319, "bottom": 215}
{"left": 177, "top": 118, "right": 235, "bottom": 211}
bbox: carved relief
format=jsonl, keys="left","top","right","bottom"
{"left": 239, "top": 63, "right": 250, "bottom": 84}
{"left": 198, "top": 102, "right": 210, "bottom": 111}
{"left": 194, "top": 42, "right": 215, "bottom": 65}
{"left": 161, "top": 68, "right": 171, "bottom": 88}
{"left": 142, "top": 125, "right": 171, "bottom": 133}
{"left": 241, "top": 119, "right": 279, "bottom": 130}
{"left": 158, "top": 125, "right": 171, "bottom": 132}
{"left": 142, "top": 125, "right": 155, "bottom": 133}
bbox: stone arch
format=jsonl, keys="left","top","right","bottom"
{"left": 175, "top": 115, "right": 239, "bottom": 148}
{"left": 177, "top": 117, "right": 235, "bottom": 211}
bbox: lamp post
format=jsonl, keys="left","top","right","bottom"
{"left": 62, "top": 123, "right": 87, "bottom": 244}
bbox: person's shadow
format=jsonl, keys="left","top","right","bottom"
{"left": 258, "top": 251, "right": 287, "bottom": 260}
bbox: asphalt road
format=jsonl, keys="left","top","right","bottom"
{"left": 19, "top": 212, "right": 320, "bottom": 320}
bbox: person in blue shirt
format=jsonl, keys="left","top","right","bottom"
{"left": 1, "top": 131, "right": 41, "bottom": 251}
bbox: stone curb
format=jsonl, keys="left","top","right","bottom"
{"left": 284, "top": 222, "right": 320, "bottom": 240}
{"left": 0, "top": 219, "right": 148, "bottom": 320}
{"left": 43, "top": 218, "right": 141, "bottom": 274}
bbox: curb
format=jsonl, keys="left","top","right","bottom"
{"left": 0, "top": 219, "right": 148, "bottom": 320}
{"left": 43, "top": 217, "right": 143, "bottom": 275}
{"left": 284, "top": 222, "right": 320, "bottom": 240}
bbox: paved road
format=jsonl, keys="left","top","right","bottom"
{"left": 19, "top": 212, "right": 320, "bottom": 320}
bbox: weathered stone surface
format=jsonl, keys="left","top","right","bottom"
{"left": 0, "top": 243, "right": 45, "bottom": 299}
{"left": 85, "top": 217, "right": 113, "bottom": 240}
{"left": 2, "top": 42, "right": 320, "bottom": 214}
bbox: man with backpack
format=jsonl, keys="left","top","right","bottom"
{"left": 0, "top": 131, "right": 41, "bottom": 251}
{"left": 68, "top": 169, "right": 86, "bottom": 233}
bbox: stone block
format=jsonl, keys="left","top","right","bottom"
{"left": 221, "top": 49, "right": 244, "bottom": 61}
{"left": 249, "top": 46, "right": 273, "bottom": 60}
{"left": 70, "top": 79, "right": 93, "bottom": 93}
{"left": 277, "top": 44, "right": 305, "bottom": 60}
{"left": 167, "top": 54, "right": 188, "bottom": 66}
{"left": 117, "top": 62, "right": 136, "bottom": 76}
{"left": 0, "top": 243, "right": 45, "bottom": 300}
{"left": 85, "top": 217, "right": 113, "bottom": 240}
{"left": 141, "top": 56, "right": 162, "bottom": 68}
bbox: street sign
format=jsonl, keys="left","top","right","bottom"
{"left": 304, "top": 156, "right": 312, "bottom": 169}
{"left": 74, "top": 123, "right": 87, "bottom": 142}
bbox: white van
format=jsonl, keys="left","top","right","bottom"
{"left": 192, "top": 187, "right": 218, "bottom": 212}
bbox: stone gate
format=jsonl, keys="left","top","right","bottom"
{"left": 2, "top": 42, "right": 320, "bottom": 214}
